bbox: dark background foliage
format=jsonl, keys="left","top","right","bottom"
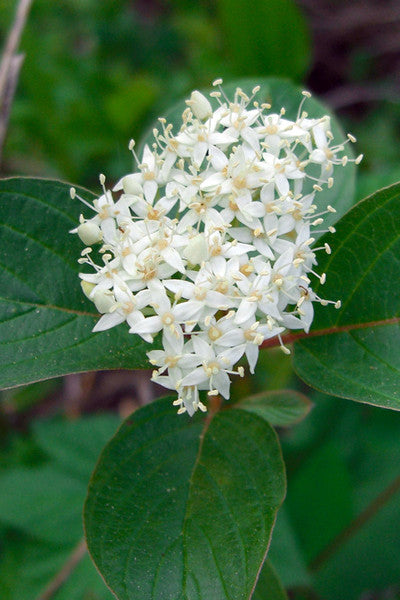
{"left": 1, "top": 1, "right": 400, "bottom": 599}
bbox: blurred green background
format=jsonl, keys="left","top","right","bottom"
{"left": 1, "top": 1, "right": 400, "bottom": 599}
{"left": 1, "top": 0, "right": 399, "bottom": 192}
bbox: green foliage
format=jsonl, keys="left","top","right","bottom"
{"left": 0, "top": 414, "right": 120, "bottom": 599}
{"left": 236, "top": 390, "right": 312, "bottom": 427}
{"left": 0, "top": 0, "right": 398, "bottom": 591}
{"left": 287, "top": 442, "right": 353, "bottom": 561}
{"left": 252, "top": 560, "right": 288, "bottom": 600}
{"left": 84, "top": 396, "right": 286, "bottom": 600}
{"left": 267, "top": 508, "right": 311, "bottom": 588}
{"left": 215, "top": 0, "right": 310, "bottom": 80}
{"left": 0, "top": 177, "right": 152, "bottom": 388}
{"left": 294, "top": 182, "right": 400, "bottom": 409}
{"left": 281, "top": 393, "right": 400, "bottom": 599}
{"left": 1, "top": 0, "right": 312, "bottom": 187}
{"left": 0, "top": 465, "right": 86, "bottom": 544}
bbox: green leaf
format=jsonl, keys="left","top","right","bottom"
{"left": 0, "top": 415, "right": 120, "bottom": 545}
{"left": 32, "top": 413, "right": 121, "bottom": 481}
{"left": 236, "top": 390, "right": 312, "bottom": 427}
{"left": 252, "top": 560, "right": 288, "bottom": 600}
{"left": 0, "top": 177, "right": 151, "bottom": 389}
{"left": 280, "top": 395, "right": 400, "bottom": 599}
{"left": 356, "top": 170, "right": 400, "bottom": 202}
{"left": 216, "top": 0, "right": 311, "bottom": 81}
{"left": 312, "top": 407, "right": 400, "bottom": 600}
{"left": 0, "top": 414, "right": 119, "bottom": 599}
{"left": 140, "top": 78, "right": 356, "bottom": 231}
{"left": 84, "top": 396, "right": 286, "bottom": 600}
{"left": 315, "top": 486, "right": 400, "bottom": 600}
{"left": 286, "top": 443, "right": 353, "bottom": 562}
{"left": 0, "top": 534, "right": 113, "bottom": 600}
{"left": 293, "top": 182, "right": 400, "bottom": 410}
{"left": 267, "top": 509, "right": 311, "bottom": 588}
{"left": 0, "top": 465, "right": 86, "bottom": 544}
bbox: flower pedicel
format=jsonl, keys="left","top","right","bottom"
{"left": 71, "top": 80, "right": 362, "bottom": 415}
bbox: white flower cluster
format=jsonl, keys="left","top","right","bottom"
{"left": 72, "top": 80, "right": 361, "bottom": 415}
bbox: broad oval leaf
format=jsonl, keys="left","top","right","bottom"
{"left": 293, "top": 182, "right": 400, "bottom": 409}
{"left": 84, "top": 396, "right": 286, "bottom": 600}
{"left": 139, "top": 78, "right": 356, "bottom": 231}
{"left": 0, "top": 177, "right": 151, "bottom": 389}
{"left": 236, "top": 390, "right": 312, "bottom": 427}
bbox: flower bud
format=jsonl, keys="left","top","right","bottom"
{"left": 92, "top": 289, "right": 115, "bottom": 314}
{"left": 121, "top": 174, "right": 143, "bottom": 195}
{"left": 80, "top": 280, "right": 95, "bottom": 299}
{"left": 187, "top": 91, "right": 212, "bottom": 120}
{"left": 77, "top": 222, "right": 102, "bottom": 245}
{"left": 183, "top": 233, "right": 208, "bottom": 265}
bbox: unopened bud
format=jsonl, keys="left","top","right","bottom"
{"left": 121, "top": 174, "right": 143, "bottom": 195}
{"left": 80, "top": 280, "right": 95, "bottom": 299}
{"left": 183, "top": 233, "right": 208, "bottom": 265}
{"left": 187, "top": 91, "right": 212, "bottom": 120}
{"left": 92, "top": 289, "right": 115, "bottom": 314}
{"left": 77, "top": 222, "right": 103, "bottom": 245}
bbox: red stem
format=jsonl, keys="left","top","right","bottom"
{"left": 261, "top": 316, "right": 400, "bottom": 350}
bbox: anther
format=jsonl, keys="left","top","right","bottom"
{"left": 208, "top": 389, "right": 219, "bottom": 396}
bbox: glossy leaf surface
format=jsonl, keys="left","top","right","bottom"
{"left": 0, "top": 178, "right": 151, "bottom": 389}
{"left": 294, "top": 183, "right": 400, "bottom": 409}
{"left": 84, "top": 397, "right": 286, "bottom": 600}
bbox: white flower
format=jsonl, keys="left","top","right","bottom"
{"left": 132, "top": 279, "right": 204, "bottom": 341}
{"left": 72, "top": 79, "right": 358, "bottom": 415}
{"left": 148, "top": 329, "right": 201, "bottom": 377}
{"left": 181, "top": 336, "right": 244, "bottom": 399}
{"left": 93, "top": 286, "right": 151, "bottom": 336}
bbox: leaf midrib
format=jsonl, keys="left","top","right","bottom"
{"left": 0, "top": 295, "right": 97, "bottom": 318}
{"left": 261, "top": 316, "right": 400, "bottom": 350}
